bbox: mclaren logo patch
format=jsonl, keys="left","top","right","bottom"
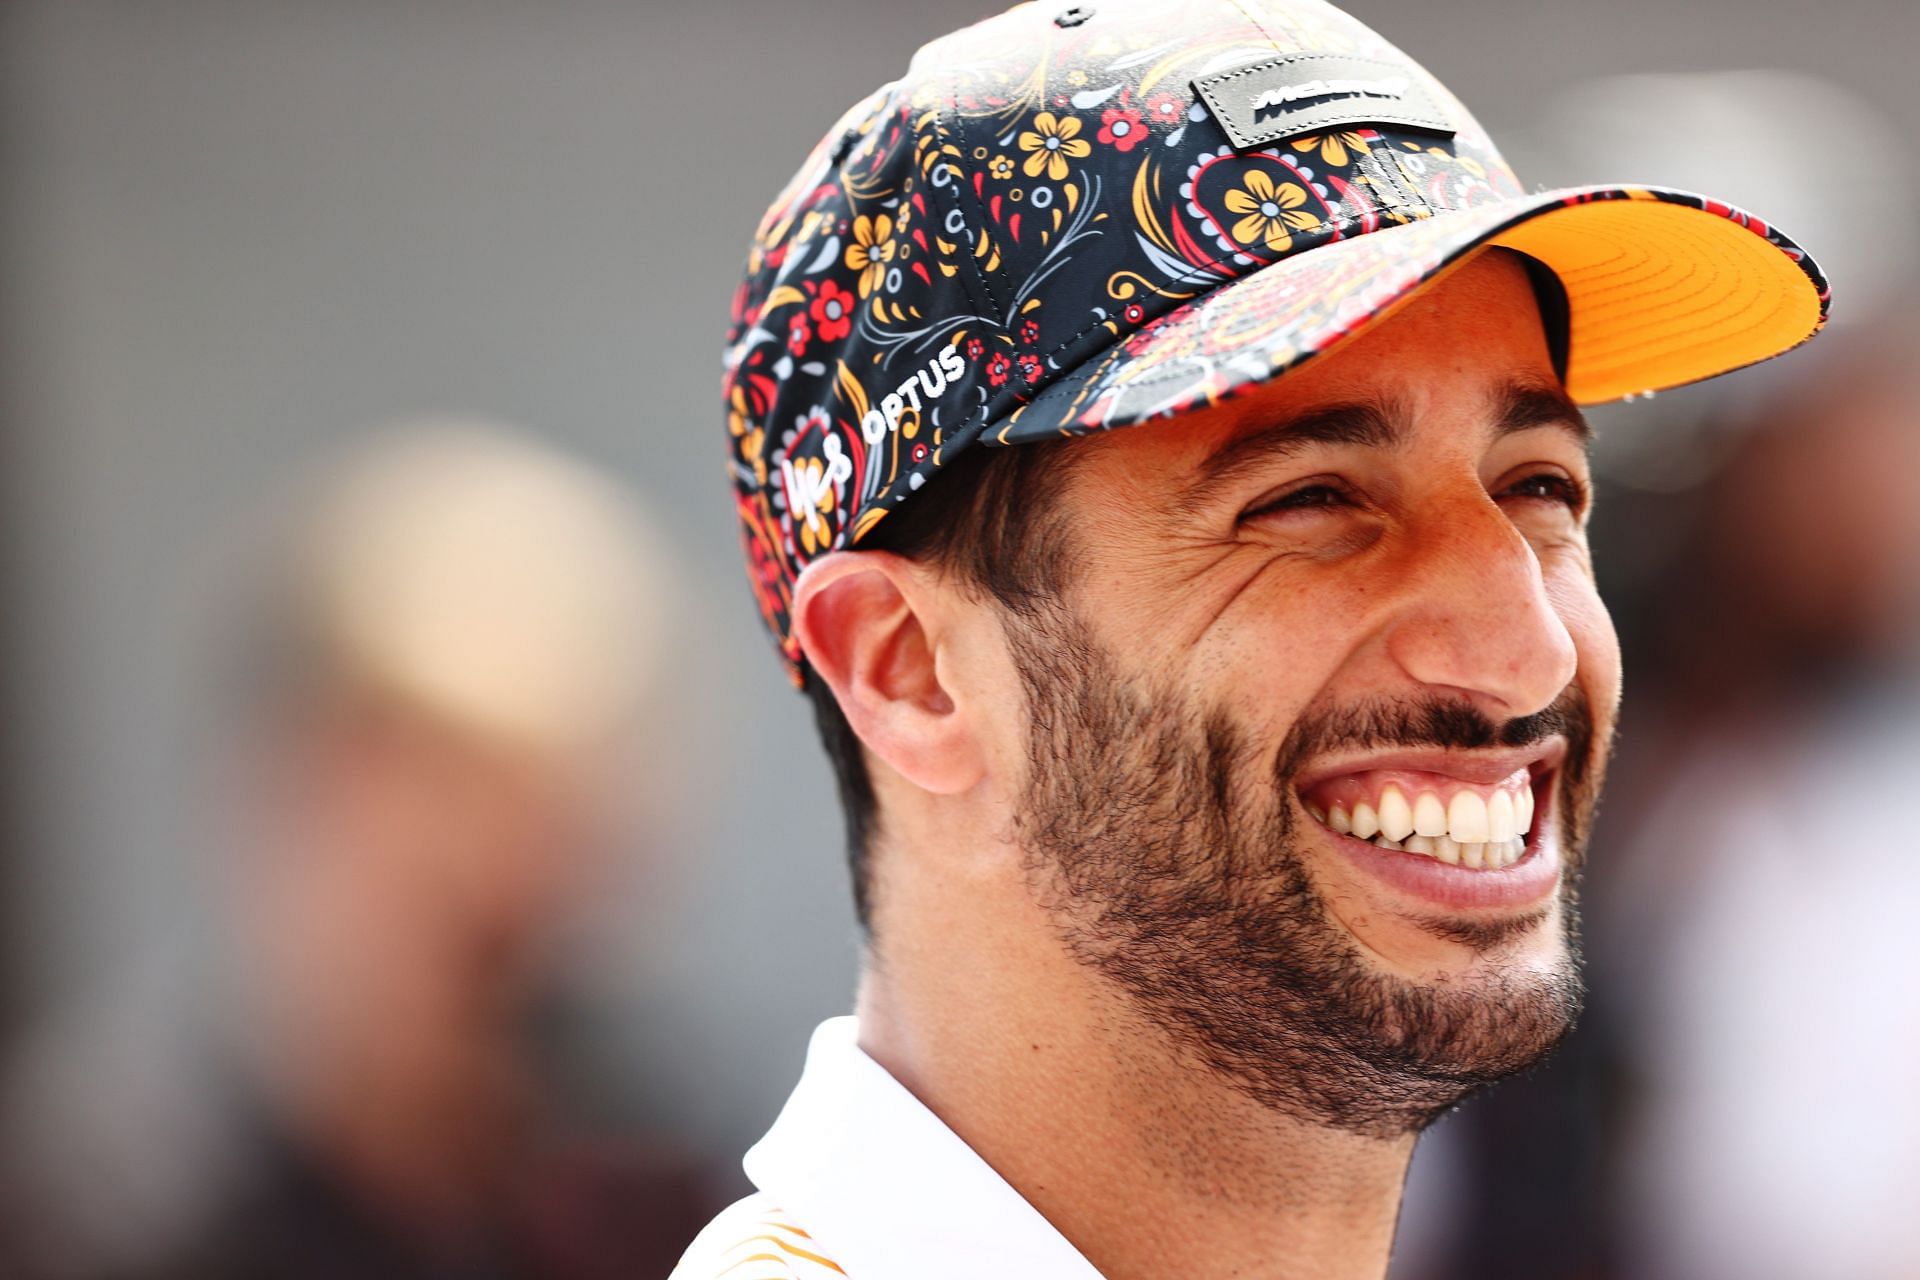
{"left": 1192, "top": 53, "right": 1454, "bottom": 152}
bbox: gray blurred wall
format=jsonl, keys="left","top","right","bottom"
{"left": 3, "top": 0, "right": 1915, "bottom": 1168}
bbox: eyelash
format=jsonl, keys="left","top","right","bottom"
{"left": 1242, "top": 481, "right": 1352, "bottom": 520}
{"left": 1501, "top": 471, "right": 1589, "bottom": 514}
{"left": 1247, "top": 483, "right": 1346, "bottom": 516}
{"left": 1242, "top": 472, "right": 1589, "bottom": 521}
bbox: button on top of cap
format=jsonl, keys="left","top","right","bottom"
{"left": 829, "top": 126, "right": 860, "bottom": 165}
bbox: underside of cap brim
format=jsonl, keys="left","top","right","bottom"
{"left": 992, "top": 186, "right": 1829, "bottom": 443}
{"left": 1489, "top": 194, "right": 1824, "bottom": 402}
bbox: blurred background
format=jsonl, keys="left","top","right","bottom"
{"left": 1, "top": 1, "right": 1916, "bottom": 1276}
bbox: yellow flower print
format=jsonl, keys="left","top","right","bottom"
{"left": 1018, "top": 112, "right": 1092, "bottom": 182}
{"left": 727, "top": 384, "right": 753, "bottom": 438}
{"left": 1223, "top": 171, "right": 1320, "bottom": 253}
{"left": 1290, "top": 131, "right": 1368, "bottom": 168}
{"left": 989, "top": 153, "right": 1015, "bottom": 181}
{"left": 742, "top": 426, "right": 767, "bottom": 486}
{"left": 799, "top": 509, "right": 833, "bottom": 556}
{"left": 845, "top": 213, "right": 896, "bottom": 297}
{"left": 789, "top": 458, "right": 836, "bottom": 555}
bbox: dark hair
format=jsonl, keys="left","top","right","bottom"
{"left": 801, "top": 438, "right": 1078, "bottom": 928}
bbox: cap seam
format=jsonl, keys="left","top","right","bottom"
{"left": 935, "top": 97, "right": 1011, "bottom": 332}
{"left": 996, "top": 336, "right": 1136, "bottom": 442}
{"left": 1221, "top": 0, "right": 1285, "bottom": 53}
{"left": 932, "top": 76, "right": 1054, "bottom": 434}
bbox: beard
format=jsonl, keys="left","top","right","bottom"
{"left": 1004, "top": 600, "right": 1604, "bottom": 1138}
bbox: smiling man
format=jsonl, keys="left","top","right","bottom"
{"left": 681, "top": 1, "right": 1827, "bottom": 1277}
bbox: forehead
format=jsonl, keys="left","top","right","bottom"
{"left": 1066, "top": 249, "right": 1566, "bottom": 478}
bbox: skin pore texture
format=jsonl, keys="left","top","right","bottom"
{"left": 793, "top": 249, "right": 1622, "bottom": 1280}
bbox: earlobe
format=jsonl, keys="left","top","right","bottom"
{"left": 792, "top": 551, "right": 985, "bottom": 796}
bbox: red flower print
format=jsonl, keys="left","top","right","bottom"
{"left": 1144, "top": 92, "right": 1187, "bottom": 129}
{"left": 1019, "top": 317, "right": 1041, "bottom": 346}
{"left": 810, "top": 279, "right": 855, "bottom": 343}
{"left": 788, "top": 320, "right": 812, "bottom": 356}
{"left": 966, "top": 337, "right": 985, "bottom": 359}
{"left": 911, "top": 442, "right": 930, "bottom": 464}
{"left": 1098, "top": 106, "right": 1146, "bottom": 152}
{"left": 1017, "top": 354, "right": 1044, "bottom": 384}
{"left": 746, "top": 524, "right": 784, "bottom": 594}
{"left": 1123, "top": 302, "right": 1146, "bottom": 325}
{"left": 987, "top": 352, "right": 1012, "bottom": 387}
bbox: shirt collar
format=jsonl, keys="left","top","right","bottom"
{"left": 744, "top": 1017, "right": 1105, "bottom": 1280}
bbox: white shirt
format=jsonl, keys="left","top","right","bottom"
{"left": 670, "top": 1016, "right": 1104, "bottom": 1279}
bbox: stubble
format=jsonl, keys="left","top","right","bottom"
{"left": 1006, "top": 601, "right": 1600, "bottom": 1138}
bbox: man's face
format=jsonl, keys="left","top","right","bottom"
{"left": 991, "top": 250, "right": 1620, "bottom": 1136}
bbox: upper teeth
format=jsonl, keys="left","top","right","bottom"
{"left": 1312, "top": 782, "right": 1535, "bottom": 870}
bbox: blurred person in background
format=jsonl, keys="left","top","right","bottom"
{"left": 0, "top": 422, "right": 713, "bottom": 1278}
{"left": 1403, "top": 73, "right": 1920, "bottom": 1280}
{"left": 1601, "top": 309, "right": 1920, "bottom": 1280}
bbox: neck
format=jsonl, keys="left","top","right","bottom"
{"left": 856, "top": 875, "right": 1414, "bottom": 1280}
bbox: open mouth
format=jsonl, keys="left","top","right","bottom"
{"left": 1296, "top": 752, "right": 1557, "bottom": 873}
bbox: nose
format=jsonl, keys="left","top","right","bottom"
{"left": 1382, "top": 491, "right": 1579, "bottom": 719}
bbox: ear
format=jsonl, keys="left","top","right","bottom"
{"left": 792, "top": 550, "right": 986, "bottom": 796}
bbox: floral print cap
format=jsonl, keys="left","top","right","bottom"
{"left": 724, "top": 0, "right": 1831, "bottom": 682}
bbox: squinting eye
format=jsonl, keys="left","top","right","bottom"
{"left": 1244, "top": 483, "right": 1350, "bottom": 519}
{"left": 1500, "top": 472, "right": 1587, "bottom": 512}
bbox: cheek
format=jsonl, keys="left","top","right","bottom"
{"left": 1545, "top": 557, "right": 1621, "bottom": 718}
{"left": 1185, "top": 561, "right": 1385, "bottom": 734}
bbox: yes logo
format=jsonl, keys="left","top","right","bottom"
{"left": 780, "top": 433, "right": 852, "bottom": 544}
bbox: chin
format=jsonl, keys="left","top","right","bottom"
{"left": 1355, "top": 897, "right": 1570, "bottom": 981}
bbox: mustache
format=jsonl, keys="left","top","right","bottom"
{"left": 1274, "top": 684, "right": 1597, "bottom": 784}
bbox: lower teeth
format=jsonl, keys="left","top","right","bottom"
{"left": 1371, "top": 833, "right": 1527, "bottom": 869}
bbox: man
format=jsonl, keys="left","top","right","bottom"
{"left": 2, "top": 424, "right": 714, "bottom": 1279}
{"left": 682, "top": 0, "right": 1827, "bottom": 1276}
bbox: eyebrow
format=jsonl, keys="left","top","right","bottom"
{"left": 1183, "top": 379, "right": 1591, "bottom": 504}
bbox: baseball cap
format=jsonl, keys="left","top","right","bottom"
{"left": 724, "top": 0, "right": 1830, "bottom": 680}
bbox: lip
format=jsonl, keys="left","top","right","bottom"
{"left": 1291, "top": 740, "right": 1567, "bottom": 793}
{"left": 1293, "top": 741, "right": 1567, "bottom": 913}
